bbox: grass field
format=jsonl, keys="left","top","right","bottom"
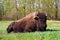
{"left": 0, "top": 20, "right": 60, "bottom": 40}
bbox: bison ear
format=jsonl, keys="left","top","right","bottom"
{"left": 34, "top": 16, "right": 39, "bottom": 20}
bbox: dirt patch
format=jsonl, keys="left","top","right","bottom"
{"left": 0, "top": 32, "right": 6, "bottom": 35}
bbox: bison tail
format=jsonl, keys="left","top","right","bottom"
{"left": 7, "top": 22, "right": 15, "bottom": 33}
{"left": 7, "top": 26, "right": 13, "bottom": 33}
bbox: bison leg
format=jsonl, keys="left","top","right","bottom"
{"left": 24, "top": 28, "right": 32, "bottom": 32}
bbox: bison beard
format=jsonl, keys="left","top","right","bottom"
{"left": 7, "top": 12, "right": 47, "bottom": 33}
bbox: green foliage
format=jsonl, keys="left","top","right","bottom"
{"left": 2, "top": 0, "right": 11, "bottom": 14}
{"left": 1, "top": 0, "right": 60, "bottom": 20}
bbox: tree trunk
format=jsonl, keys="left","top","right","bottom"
{"left": 15, "top": 0, "right": 18, "bottom": 20}
{"left": 55, "top": 0, "right": 59, "bottom": 20}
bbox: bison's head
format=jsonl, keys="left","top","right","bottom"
{"left": 34, "top": 12, "right": 47, "bottom": 31}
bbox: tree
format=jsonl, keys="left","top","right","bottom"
{"left": 0, "top": 3, "right": 3, "bottom": 20}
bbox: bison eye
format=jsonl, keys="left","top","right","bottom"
{"left": 34, "top": 16, "right": 39, "bottom": 20}
{"left": 37, "top": 15, "right": 38, "bottom": 16}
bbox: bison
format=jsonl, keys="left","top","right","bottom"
{"left": 7, "top": 12, "right": 47, "bottom": 33}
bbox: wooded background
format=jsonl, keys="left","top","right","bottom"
{"left": 0, "top": 0, "right": 60, "bottom": 20}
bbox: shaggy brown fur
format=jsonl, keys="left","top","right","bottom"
{"left": 7, "top": 12, "right": 47, "bottom": 33}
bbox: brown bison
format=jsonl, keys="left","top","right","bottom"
{"left": 7, "top": 12, "right": 47, "bottom": 33}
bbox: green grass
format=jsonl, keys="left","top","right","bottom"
{"left": 0, "top": 20, "right": 60, "bottom": 40}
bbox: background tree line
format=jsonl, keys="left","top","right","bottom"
{"left": 0, "top": 0, "right": 60, "bottom": 20}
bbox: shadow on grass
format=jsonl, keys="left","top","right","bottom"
{"left": 1, "top": 29, "right": 60, "bottom": 34}
{"left": 46, "top": 29, "right": 60, "bottom": 31}
{"left": 7, "top": 29, "right": 60, "bottom": 33}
